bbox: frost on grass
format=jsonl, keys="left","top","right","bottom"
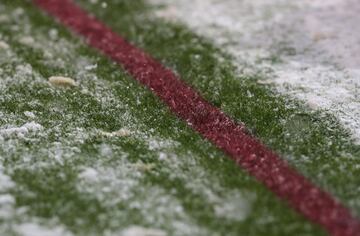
{"left": 0, "top": 160, "right": 70, "bottom": 236}
{"left": 0, "top": 2, "right": 308, "bottom": 235}
{"left": 0, "top": 8, "right": 81, "bottom": 233}
{"left": 76, "top": 148, "right": 213, "bottom": 235}
{"left": 158, "top": 151, "right": 254, "bottom": 222}
{"left": 0, "top": 9, "right": 219, "bottom": 235}
{"left": 148, "top": 0, "right": 360, "bottom": 143}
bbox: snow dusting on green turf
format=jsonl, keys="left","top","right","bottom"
{"left": 77, "top": 0, "right": 360, "bottom": 217}
{"left": 0, "top": 1, "right": 326, "bottom": 235}
{"left": 149, "top": 0, "right": 360, "bottom": 144}
{"left": 1, "top": 0, "right": 359, "bottom": 235}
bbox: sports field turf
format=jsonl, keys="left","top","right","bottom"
{"left": 0, "top": 1, "right": 359, "bottom": 235}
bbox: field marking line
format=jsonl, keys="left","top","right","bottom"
{"left": 32, "top": 0, "right": 360, "bottom": 235}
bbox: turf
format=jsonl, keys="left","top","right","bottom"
{"left": 0, "top": 0, "right": 359, "bottom": 235}
{"left": 75, "top": 0, "right": 360, "bottom": 215}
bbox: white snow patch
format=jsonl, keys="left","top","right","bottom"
{"left": 15, "top": 223, "right": 72, "bottom": 236}
{"left": 0, "top": 194, "right": 15, "bottom": 205}
{"left": 18, "top": 36, "right": 35, "bottom": 46}
{"left": 100, "top": 128, "right": 131, "bottom": 137}
{"left": 0, "top": 172, "right": 15, "bottom": 192}
{"left": 214, "top": 191, "right": 252, "bottom": 221}
{"left": 101, "top": 2, "right": 108, "bottom": 8}
{"left": 15, "top": 64, "right": 33, "bottom": 77}
{"left": 24, "top": 111, "right": 36, "bottom": 119}
{"left": 48, "top": 29, "right": 59, "bottom": 41}
{"left": 120, "top": 226, "right": 166, "bottom": 236}
{"left": 12, "top": 7, "right": 24, "bottom": 17}
{"left": 148, "top": 139, "right": 177, "bottom": 151}
{"left": 0, "top": 14, "right": 10, "bottom": 23}
{"left": 79, "top": 167, "right": 99, "bottom": 182}
{"left": 84, "top": 64, "right": 98, "bottom": 71}
{"left": 158, "top": 152, "right": 167, "bottom": 161}
{"left": 0, "top": 40, "right": 9, "bottom": 50}
{"left": 0, "top": 161, "right": 16, "bottom": 220}
{"left": 0, "top": 122, "right": 43, "bottom": 138}
{"left": 99, "top": 143, "right": 113, "bottom": 156}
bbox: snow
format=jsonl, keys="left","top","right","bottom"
{"left": 0, "top": 40, "right": 9, "bottom": 50}
{"left": 148, "top": 0, "right": 360, "bottom": 143}
{"left": 0, "top": 161, "right": 16, "bottom": 220}
{"left": 100, "top": 128, "right": 132, "bottom": 137}
{"left": 101, "top": 2, "right": 108, "bottom": 9}
{"left": 84, "top": 63, "right": 98, "bottom": 71}
{"left": 0, "top": 122, "right": 43, "bottom": 138}
{"left": 15, "top": 223, "right": 72, "bottom": 236}
{"left": 99, "top": 143, "right": 113, "bottom": 156}
{"left": 18, "top": 36, "right": 35, "bottom": 46}
{"left": 24, "top": 111, "right": 36, "bottom": 119}
{"left": 0, "top": 2, "right": 302, "bottom": 235}
{"left": 0, "top": 194, "right": 15, "bottom": 205}
{"left": 0, "top": 14, "right": 9, "bottom": 23}
{"left": 120, "top": 226, "right": 166, "bottom": 236}
{"left": 48, "top": 29, "right": 59, "bottom": 41}
{"left": 158, "top": 152, "right": 167, "bottom": 161}
{"left": 148, "top": 139, "right": 177, "bottom": 151}
{"left": 213, "top": 191, "right": 252, "bottom": 221}
{"left": 0, "top": 170, "right": 15, "bottom": 192}
{"left": 15, "top": 64, "right": 34, "bottom": 78}
{"left": 0, "top": 37, "right": 65, "bottom": 229}
{"left": 78, "top": 167, "right": 99, "bottom": 182}
{"left": 12, "top": 7, "right": 24, "bottom": 17}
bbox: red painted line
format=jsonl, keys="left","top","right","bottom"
{"left": 32, "top": 0, "right": 360, "bottom": 235}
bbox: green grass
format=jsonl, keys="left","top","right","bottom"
{"left": 0, "top": 0, "right": 359, "bottom": 235}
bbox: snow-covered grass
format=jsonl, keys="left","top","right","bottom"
{"left": 0, "top": 0, "right": 359, "bottom": 235}
{"left": 148, "top": 0, "right": 360, "bottom": 144}
{"left": 1, "top": 2, "right": 300, "bottom": 235}
{"left": 80, "top": 0, "right": 360, "bottom": 225}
